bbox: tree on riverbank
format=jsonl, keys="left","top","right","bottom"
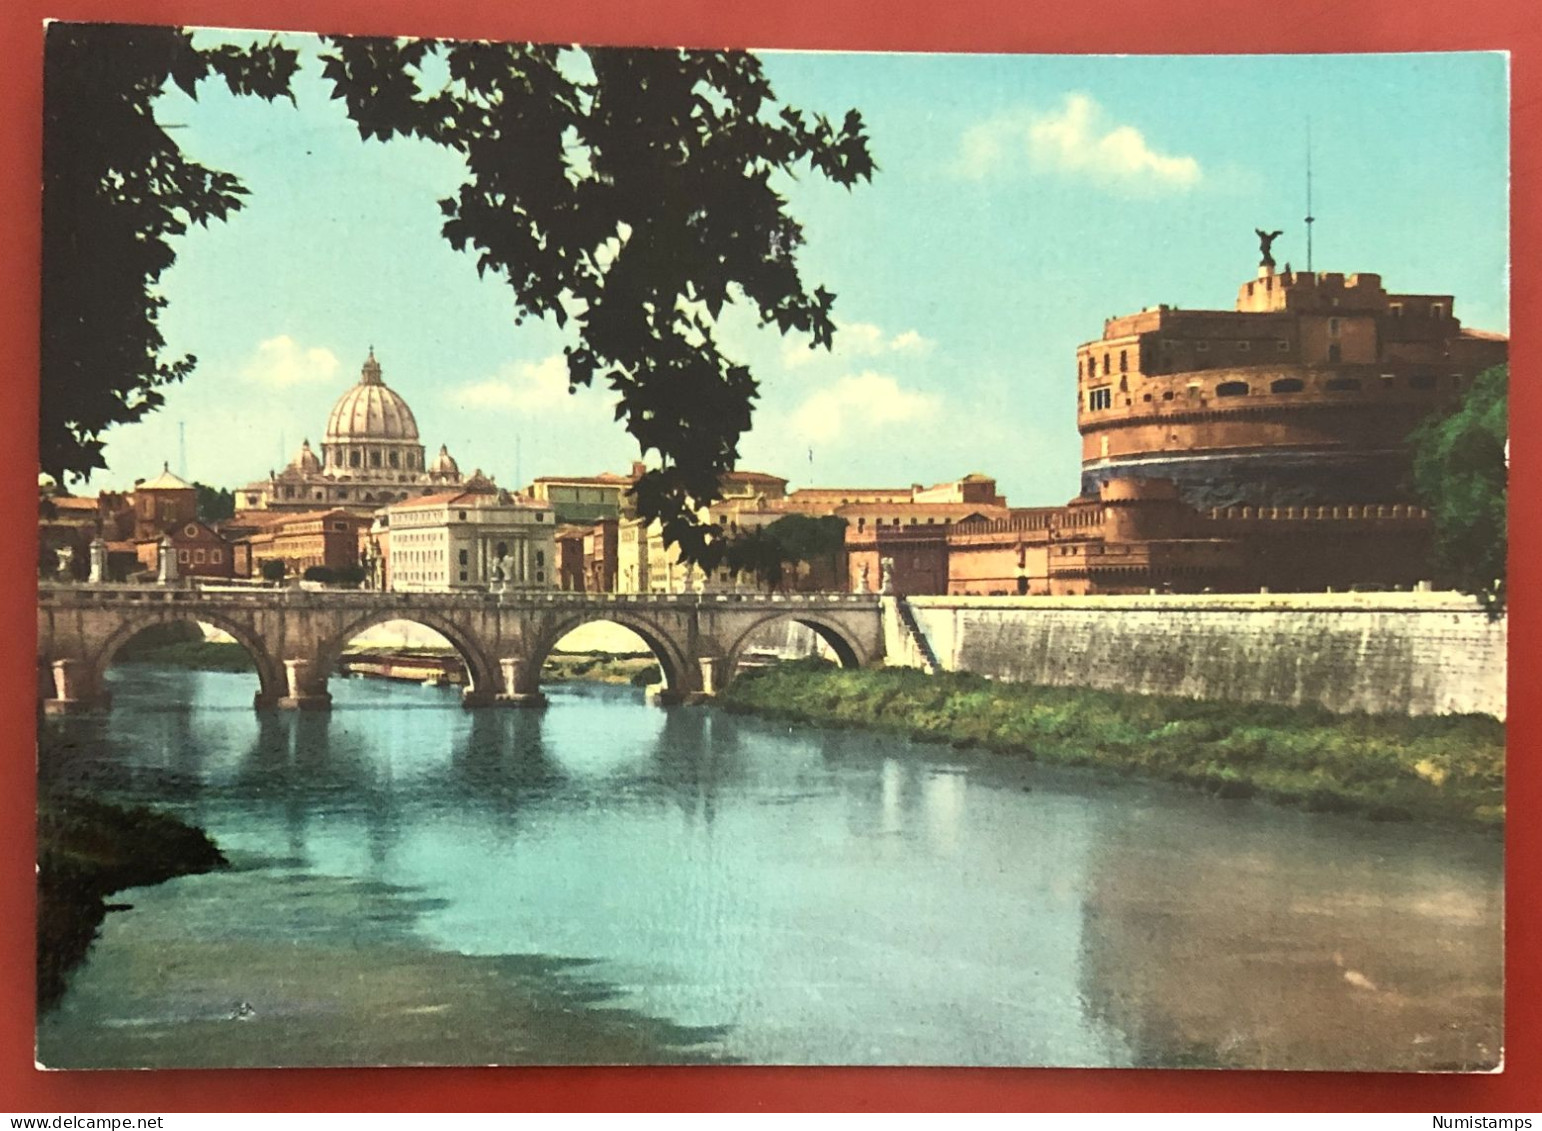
{"left": 42, "top": 26, "right": 874, "bottom": 571}
{"left": 41, "top": 25, "right": 299, "bottom": 486}
{"left": 1410, "top": 364, "right": 1507, "bottom": 616}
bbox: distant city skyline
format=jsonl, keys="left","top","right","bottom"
{"left": 71, "top": 36, "right": 1508, "bottom": 505}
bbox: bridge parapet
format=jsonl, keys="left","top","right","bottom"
{"left": 36, "top": 583, "right": 885, "bottom": 714}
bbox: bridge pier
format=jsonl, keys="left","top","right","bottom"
{"left": 277, "top": 659, "right": 332, "bottom": 711}
{"left": 489, "top": 657, "right": 547, "bottom": 708}
{"left": 42, "top": 659, "right": 110, "bottom": 715}
{"left": 645, "top": 684, "right": 686, "bottom": 706}
{"left": 697, "top": 656, "right": 727, "bottom": 698}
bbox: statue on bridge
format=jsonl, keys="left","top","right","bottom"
{"left": 492, "top": 553, "right": 516, "bottom": 592}
{"left": 53, "top": 545, "right": 75, "bottom": 581}
{"left": 879, "top": 557, "right": 895, "bottom": 596}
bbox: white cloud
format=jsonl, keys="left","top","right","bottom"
{"left": 240, "top": 335, "right": 341, "bottom": 388}
{"left": 781, "top": 320, "right": 935, "bottom": 369}
{"left": 791, "top": 371, "right": 939, "bottom": 444}
{"left": 957, "top": 94, "right": 1201, "bottom": 191}
{"left": 452, "top": 353, "right": 603, "bottom": 415}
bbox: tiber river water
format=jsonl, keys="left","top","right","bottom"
{"left": 36, "top": 663, "right": 1503, "bottom": 1070}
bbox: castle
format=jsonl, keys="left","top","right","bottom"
{"left": 848, "top": 260, "right": 1507, "bottom": 596}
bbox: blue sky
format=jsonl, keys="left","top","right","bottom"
{"left": 84, "top": 38, "right": 1508, "bottom": 506}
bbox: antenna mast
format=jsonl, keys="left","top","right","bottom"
{"left": 1304, "top": 118, "right": 1316, "bottom": 274}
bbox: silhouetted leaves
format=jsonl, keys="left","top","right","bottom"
{"left": 41, "top": 24, "right": 299, "bottom": 485}
{"left": 43, "top": 27, "right": 874, "bottom": 566}
{"left": 318, "top": 38, "right": 873, "bottom": 560}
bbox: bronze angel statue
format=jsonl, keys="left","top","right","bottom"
{"left": 1256, "top": 228, "right": 1284, "bottom": 269}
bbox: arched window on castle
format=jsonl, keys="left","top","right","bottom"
{"left": 1119, "top": 350, "right": 1128, "bottom": 373}
{"left": 1102, "top": 354, "right": 1111, "bottom": 376}
{"left": 1216, "top": 381, "right": 1249, "bottom": 397}
{"left": 1270, "top": 378, "right": 1304, "bottom": 394}
{"left": 1325, "top": 377, "right": 1361, "bottom": 392}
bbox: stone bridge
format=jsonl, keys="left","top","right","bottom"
{"left": 36, "top": 584, "right": 885, "bottom": 713}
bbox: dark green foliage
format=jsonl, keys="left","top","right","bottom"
{"left": 260, "top": 559, "right": 287, "bottom": 582}
{"left": 1410, "top": 365, "right": 1508, "bottom": 616}
{"left": 44, "top": 26, "right": 872, "bottom": 566}
{"left": 725, "top": 514, "right": 848, "bottom": 590}
{"left": 303, "top": 565, "right": 367, "bottom": 586}
{"left": 195, "top": 482, "right": 236, "bottom": 522}
{"left": 317, "top": 38, "right": 873, "bottom": 566}
{"left": 37, "top": 792, "right": 227, "bottom": 1009}
{"left": 723, "top": 667, "right": 1505, "bottom": 825}
{"left": 41, "top": 24, "right": 299, "bottom": 485}
{"left": 114, "top": 639, "right": 255, "bottom": 671}
{"left": 765, "top": 513, "right": 847, "bottom": 562}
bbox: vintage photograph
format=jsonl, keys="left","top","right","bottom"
{"left": 34, "top": 23, "right": 1507, "bottom": 1070}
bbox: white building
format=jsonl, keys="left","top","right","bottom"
{"left": 383, "top": 489, "right": 556, "bottom": 592}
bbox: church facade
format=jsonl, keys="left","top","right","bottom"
{"left": 238, "top": 349, "right": 478, "bottom": 513}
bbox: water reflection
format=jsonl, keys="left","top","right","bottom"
{"left": 36, "top": 664, "right": 1502, "bottom": 1069}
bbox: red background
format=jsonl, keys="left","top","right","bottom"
{"left": 1, "top": 0, "right": 1534, "bottom": 1113}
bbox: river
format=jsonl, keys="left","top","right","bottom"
{"left": 36, "top": 664, "right": 1503, "bottom": 1070}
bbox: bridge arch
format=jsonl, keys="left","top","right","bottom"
{"left": 722, "top": 610, "right": 871, "bottom": 683}
{"left": 87, "top": 610, "right": 286, "bottom": 708}
{"left": 525, "top": 611, "right": 693, "bottom": 697}
{"left": 314, "top": 610, "right": 501, "bottom": 699}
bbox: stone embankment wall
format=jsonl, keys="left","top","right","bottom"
{"left": 884, "top": 593, "right": 1506, "bottom": 719}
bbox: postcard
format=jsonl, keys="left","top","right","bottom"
{"left": 32, "top": 22, "right": 1507, "bottom": 1073}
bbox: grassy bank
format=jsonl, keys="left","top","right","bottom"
{"left": 37, "top": 793, "right": 228, "bottom": 1010}
{"left": 115, "top": 639, "right": 255, "bottom": 672}
{"left": 722, "top": 662, "right": 1504, "bottom": 826}
{"left": 544, "top": 652, "right": 661, "bottom": 686}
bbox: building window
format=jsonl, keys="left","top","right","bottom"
{"left": 496, "top": 541, "right": 508, "bottom": 556}
{"left": 1431, "top": 303, "right": 1446, "bottom": 319}
{"left": 1102, "top": 354, "right": 1111, "bottom": 376}
{"left": 1390, "top": 302, "right": 1404, "bottom": 318}
{"left": 459, "top": 571, "right": 468, "bottom": 582}
{"left": 1194, "top": 341, "right": 1209, "bottom": 353}
{"left": 212, "top": 549, "right": 222, "bottom": 564}
{"left": 1327, "top": 344, "right": 1342, "bottom": 363}
{"left": 536, "top": 572, "right": 545, "bottom": 583}
{"left": 178, "top": 550, "right": 190, "bottom": 564}
{"left": 370, "top": 450, "right": 381, "bottom": 468}
{"left": 458, "top": 549, "right": 468, "bottom": 566}
{"left": 1215, "top": 381, "right": 1249, "bottom": 397}
{"left": 1277, "top": 340, "right": 1290, "bottom": 352}
{"left": 184, "top": 524, "right": 198, "bottom": 538}
{"left": 350, "top": 451, "right": 361, "bottom": 468}
{"left": 1380, "top": 373, "right": 1396, "bottom": 387}
{"left": 1119, "top": 350, "right": 1128, "bottom": 372}
{"left": 1235, "top": 340, "right": 1250, "bottom": 352}
{"left": 1328, "top": 318, "right": 1341, "bottom": 337}
{"left": 458, "top": 511, "right": 467, "bottom": 521}
{"left": 389, "top": 451, "right": 399, "bottom": 468}
{"left": 194, "top": 549, "right": 206, "bottom": 564}
{"left": 536, "top": 550, "right": 545, "bottom": 567}
{"left": 1087, "top": 386, "right": 1113, "bottom": 411}
{"left": 1270, "top": 378, "right": 1304, "bottom": 394}
{"left": 1324, "top": 377, "right": 1361, "bottom": 392}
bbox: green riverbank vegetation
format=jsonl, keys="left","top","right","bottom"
{"left": 722, "top": 662, "right": 1504, "bottom": 826}
{"left": 37, "top": 793, "right": 228, "bottom": 1010}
